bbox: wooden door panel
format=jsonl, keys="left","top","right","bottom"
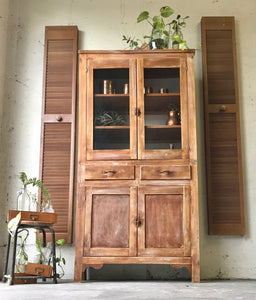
{"left": 91, "top": 195, "right": 129, "bottom": 248}
{"left": 138, "top": 186, "right": 190, "bottom": 257}
{"left": 84, "top": 186, "right": 137, "bottom": 257}
{"left": 145, "top": 194, "right": 183, "bottom": 248}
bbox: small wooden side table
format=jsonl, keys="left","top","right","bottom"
{"left": 2, "top": 210, "right": 57, "bottom": 285}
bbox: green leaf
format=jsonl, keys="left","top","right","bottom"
{"left": 137, "top": 11, "right": 149, "bottom": 23}
{"left": 152, "top": 16, "right": 164, "bottom": 31}
{"left": 173, "top": 34, "right": 182, "bottom": 43}
{"left": 56, "top": 238, "right": 65, "bottom": 246}
{"left": 160, "top": 6, "right": 174, "bottom": 18}
{"left": 56, "top": 258, "right": 60, "bottom": 263}
{"left": 8, "top": 212, "right": 21, "bottom": 235}
{"left": 179, "top": 41, "right": 187, "bottom": 50}
{"left": 163, "top": 30, "right": 170, "bottom": 37}
{"left": 62, "top": 258, "right": 66, "bottom": 265}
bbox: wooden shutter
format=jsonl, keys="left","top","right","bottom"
{"left": 201, "top": 17, "right": 245, "bottom": 235}
{"left": 39, "top": 26, "right": 78, "bottom": 243}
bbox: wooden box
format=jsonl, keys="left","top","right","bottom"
{"left": 8, "top": 210, "right": 57, "bottom": 224}
{"left": 26, "top": 263, "right": 52, "bottom": 277}
{"left": 10, "top": 273, "right": 37, "bottom": 285}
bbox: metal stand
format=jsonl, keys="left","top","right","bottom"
{"left": 2, "top": 223, "right": 57, "bottom": 285}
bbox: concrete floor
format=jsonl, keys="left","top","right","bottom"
{"left": 0, "top": 280, "right": 256, "bottom": 300}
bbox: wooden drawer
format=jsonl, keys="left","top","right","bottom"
{"left": 26, "top": 263, "right": 52, "bottom": 277}
{"left": 8, "top": 210, "right": 57, "bottom": 224}
{"left": 140, "top": 165, "right": 191, "bottom": 180}
{"left": 85, "top": 165, "right": 135, "bottom": 180}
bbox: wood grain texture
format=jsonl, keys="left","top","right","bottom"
{"left": 91, "top": 195, "right": 129, "bottom": 248}
{"left": 201, "top": 17, "right": 245, "bottom": 235}
{"left": 145, "top": 194, "right": 183, "bottom": 248}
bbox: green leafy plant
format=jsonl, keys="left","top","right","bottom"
{"left": 35, "top": 233, "right": 66, "bottom": 279}
{"left": 7, "top": 212, "right": 28, "bottom": 273}
{"left": 123, "top": 6, "right": 189, "bottom": 50}
{"left": 19, "top": 171, "right": 51, "bottom": 210}
{"left": 95, "top": 111, "right": 126, "bottom": 126}
{"left": 122, "top": 35, "right": 141, "bottom": 50}
{"left": 170, "top": 14, "right": 189, "bottom": 50}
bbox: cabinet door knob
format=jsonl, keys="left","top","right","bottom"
{"left": 136, "top": 218, "right": 142, "bottom": 226}
{"left": 135, "top": 108, "right": 141, "bottom": 116}
{"left": 219, "top": 105, "right": 227, "bottom": 112}
{"left": 56, "top": 115, "right": 63, "bottom": 122}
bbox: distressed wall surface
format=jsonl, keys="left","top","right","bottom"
{"left": 0, "top": 0, "right": 255, "bottom": 280}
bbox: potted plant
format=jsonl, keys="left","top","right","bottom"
{"left": 123, "top": 6, "right": 189, "bottom": 50}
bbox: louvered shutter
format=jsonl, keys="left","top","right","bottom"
{"left": 39, "top": 26, "right": 78, "bottom": 243}
{"left": 201, "top": 17, "right": 245, "bottom": 235}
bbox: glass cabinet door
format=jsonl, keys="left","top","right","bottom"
{"left": 86, "top": 57, "right": 137, "bottom": 160}
{"left": 137, "top": 56, "right": 189, "bottom": 160}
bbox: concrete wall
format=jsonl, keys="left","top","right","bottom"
{"left": 0, "top": 0, "right": 255, "bottom": 280}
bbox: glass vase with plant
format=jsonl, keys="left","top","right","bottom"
{"left": 18, "top": 171, "right": 51, "bottom": 212}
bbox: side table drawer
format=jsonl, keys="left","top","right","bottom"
{"left": 8, "top": 210, "right": 57, "bottom": 224}
{"left": 85, "top": 165, "right": 135, "bottom": 180}
{"left": 140, "top": 165, "right": 191, "bottom": 180}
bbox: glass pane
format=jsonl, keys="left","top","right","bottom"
{"left": 93, "top": 69, "right": 130, "bottom": 150}
{"left": 144, "top": 68, "right": 181, "bottom": 150}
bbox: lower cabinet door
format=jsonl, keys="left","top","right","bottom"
{"left": 84, "top": 186, "right": 137, "bottom": 257}
{"left": 138, "top": 186, "right": 191, "bottom": 257}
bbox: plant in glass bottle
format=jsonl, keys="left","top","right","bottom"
{"left": 17, "top": 172, "right": 51, "bottom": 212}
{"left": 170, "top": 14, "right": 189, "bottom": 50}
{"left": 35, "top": 233, "right": 66, "bottom": 279}
{"left": 7, "top": 212, "right": 28, "bottom": 273}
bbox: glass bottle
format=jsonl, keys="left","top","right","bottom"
{"left": 17, "top": 187, "right": 31, "bottom": 211}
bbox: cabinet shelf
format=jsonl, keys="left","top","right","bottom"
{"left": 95, "top": 94, "right": 129, "bottom": 98}
{"left": 145, "top": 93, "right": 180, "bottom": 97}
{"left": 95, "top": 126, "right": 130, "bottom": 130}
{"left": 145, "top": 125, "right": 181, "bottom": 129}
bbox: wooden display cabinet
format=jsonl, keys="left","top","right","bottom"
{"left": 75, "top": 50, "right": 199, "bottom": 282}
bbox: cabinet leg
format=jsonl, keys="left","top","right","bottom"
{"left": 74, "top": 263, "right": 84, "bottom": 282}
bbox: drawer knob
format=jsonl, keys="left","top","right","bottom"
{"left": 30, "top": 214, "right": 39, "bottom": 221}
{"left": 103, "top": 170, "right": 117, "bottom": 175}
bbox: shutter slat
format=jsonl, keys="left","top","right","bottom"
{"left": 201, "top": 17, "right": 245, "bottom": 235}
{"left": 39, "top": 26, "right": 78, "bottom": 243}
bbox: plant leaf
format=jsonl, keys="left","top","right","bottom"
{"left": 163, "top": 30, "right": 170, "bottom": 37}
{"left": 8, "top": 212, "right": 21, "bottom": 235}
{"left": 160, "top": 6, "right": 174, "bottom": 18}
{"left": 137, "top": 11, "right": 149, "bottom": 23}
{"left": 56, "top": 238, "right": 65, "bottom": 246}
{"left": 62, "top": 258, "right": 66, "bottom": 265}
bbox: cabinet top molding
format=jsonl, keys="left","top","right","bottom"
{"left": 78, "top": 49, "right": 195, "bottom": 54}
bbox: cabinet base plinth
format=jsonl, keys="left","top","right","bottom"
{"left": 74, "top": 256, "right": 200, "bottom": 283}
